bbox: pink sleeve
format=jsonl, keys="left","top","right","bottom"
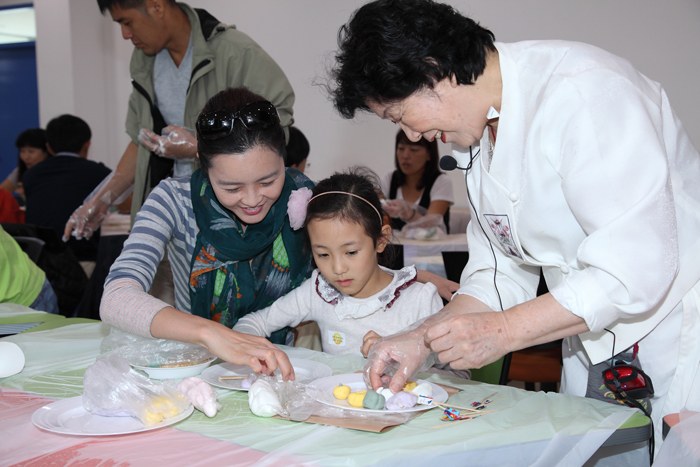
{"left": 100, "top": 278, "right": 171, "bottom": 337}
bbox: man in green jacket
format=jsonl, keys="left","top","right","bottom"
{"left": 65, "top": 0, "right": 295, "bottom": 236}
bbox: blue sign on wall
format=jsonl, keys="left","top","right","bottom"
{"left": 0, "top": 41, "right": 40, "bottom": 184}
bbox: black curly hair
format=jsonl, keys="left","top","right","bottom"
{"left": 330, "top": 0, "right": 496, "bottom": 119}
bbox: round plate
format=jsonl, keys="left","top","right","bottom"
{"left": 31, "top": 396, "right": 194, "bottom": 436}
{"left": 131, "top": 357, "right": 216, "bottom": 380}
{"left": 308, "top": 373, "right": 448, "bottom": 413}
{"left": 201, "top": 358, "right": 332, "bottom": 391}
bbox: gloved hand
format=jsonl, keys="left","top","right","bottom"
{"left": 138, "top": 125, "right": 197, "bottom": 159}
{"left": 363, "top": 319, "right": 436, "bottom": 393}
{"left": 63, "top": 172, "right": 133, "bottom": 241}
{"left": 383, "top": 199, "right": 426, "bottom": 221}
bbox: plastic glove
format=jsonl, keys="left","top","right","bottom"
{"left": 400, "top": 213, "right": 448, "bottom": 240}
{"left": 363, "top": 318, "right": 436, "bottom": 394}
{"left": 63, "top": 171, "right": 134, "bottom": 241}
{"left": 382, "top": 199, "right": 428, "bottom": 221}
{"left": 138, "top": 126, "right": 197, "bottom": 159}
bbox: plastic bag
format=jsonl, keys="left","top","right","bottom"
{"left": 82, "top": 354, "right": 190, "bottom": 425}
{"left": 99, "top": 327, "right": 214, "bottom": 368}
{"left": 247, "top": 373, "right": 321, "bottom": 421}
{"left": 363, "top": 317, "right": 437, "bottom": 393}
{"left": 400, "top": 213, "right": 448, "bottom": 241}
{"left": 246, "top": 373, "right": 415, "bottom": 425}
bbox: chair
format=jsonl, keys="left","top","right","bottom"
{"left": 470, "top": 353, "right": 512, "bottom": 385}
{"left": 508, "top": 344, "right": 561, "bottom": 392}
{"left": 441, "top": 250, "right": 561, "bottom": 391}
{"left": 508, "top": 270, "right": 562, "bottom": 392}
{"left": 440, "top": 250, "right": 513, "bottom": 385}
{"left": 2, "top": 223, "right": 88, "bottom": 317}
{"left": 13, "top": 236, "right": 45, "bottom": 263}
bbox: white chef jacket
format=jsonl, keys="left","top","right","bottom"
{"left": 453, "top": 40, "right": 700, "bottom": 441}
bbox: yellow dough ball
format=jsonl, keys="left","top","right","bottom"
{"left": 162, "top": 406, "right": 180, "bottom": 419}
{"left": 347, "top": 390, "right": 367, "bottom": 408}
{"left": 403, "top": 381, "right": 418, "bottom": 392}
{"left": 333, "top": 384, "right": 352, "bottom": 400}
{"left": 143, "top": 409, "right": 164, "bottom": 425}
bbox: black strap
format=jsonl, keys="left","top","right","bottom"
{"left": 388, "top": 171, "right": 450, "bottom": 233}
{"left": 131, "top": 80, "right": 174, "bottom": 200}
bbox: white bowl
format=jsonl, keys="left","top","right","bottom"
{"left": 131, "top": 357, "right": 216, "bottom": 380}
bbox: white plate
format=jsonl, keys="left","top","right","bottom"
{"left": 31, "top": 396, "right": 194, "bottom": 436}
{"left": 201, "top": 358, "right": 332, "bottom": 391}
{"left": 308, "top": 373, "right": 448, "bottom": 413}
{"left": 131, "top": 357, "right": 216, "bottom": 380}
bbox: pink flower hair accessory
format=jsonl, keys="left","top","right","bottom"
{"left": 287, "top": 187, "right": 313, "bottom": 230}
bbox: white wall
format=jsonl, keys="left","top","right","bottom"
{"left": 29, "top": 0, "right": 700, "bottom": 207}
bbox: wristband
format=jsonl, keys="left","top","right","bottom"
{"left": 401, "top": 208, "right": 417, "bottom": 222}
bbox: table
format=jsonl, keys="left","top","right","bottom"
{"left": 396, "top": 233, "right": 469, "bottom": 279}
{"left": 1, "top": 323, "right": 650, "bottom": 466}
{"left": 0, "top": 304, "right": 98, "bottom": 336}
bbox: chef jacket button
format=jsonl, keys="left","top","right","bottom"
{"left": 509, "top": 192, "right": 519, "bottom": 202}
{"left": 561, "top": 265, "right": 570, "bottom": 274}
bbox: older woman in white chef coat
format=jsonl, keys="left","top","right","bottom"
{"left": 329, "top": 0, "right": 700, "bottom": 449}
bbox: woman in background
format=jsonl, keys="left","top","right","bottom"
{"left": 380, "top": 129, "right": 453, "bottom": 232}
{"left": 0, "top": 129, "right": 51, "bottom": 201}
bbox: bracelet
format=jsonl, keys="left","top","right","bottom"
{"left": 401, "top": 208, "right": 417, "bottom": 222}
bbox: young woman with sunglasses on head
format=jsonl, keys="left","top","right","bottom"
{"left": 101, "top": 87, "right": 314, "bottom": 378}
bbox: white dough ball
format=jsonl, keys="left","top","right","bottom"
{"left": 248, "top": 380, "right": 282, "bottom": 417}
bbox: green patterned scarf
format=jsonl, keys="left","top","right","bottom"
{"left": 189, "top": 168, "right": 313, "bottom": 344}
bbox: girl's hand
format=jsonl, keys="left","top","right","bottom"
{"left": 361, "top": 330, "right": 382, "bottom": 357}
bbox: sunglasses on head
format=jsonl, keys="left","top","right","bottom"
{"left": 196, "top": 101, "right": 279, "bottom": 140}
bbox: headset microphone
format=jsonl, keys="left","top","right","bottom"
{"left": 439, "top": 155, "right": 468, "bottom": 172}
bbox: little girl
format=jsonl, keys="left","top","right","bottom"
{"left": 233, "top": 169, "right": 444, "bottom": 358}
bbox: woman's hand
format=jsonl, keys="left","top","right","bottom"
{"left": 202, "top": 326, "right": 295, "bottom": 380}
{"left": 384, "top": 199, "right": 416, "bottom": 220}
{"left": 424, "top": 294, "right": 590, "bottom": 369}
{"left": 363, "top": 322, "right": 434, "bottom": 393}
{"left": 150, "top": 307, "right": 295, "bottom": 380}
{"left": 425, "top": 309, "right": 513, "bottom": 370}
{"left": 361, "top": 330, "right": 382, "bottom": 357}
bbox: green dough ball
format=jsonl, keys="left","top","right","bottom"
{"left": 363, "top": 389, "right": 385, "bottom": 410}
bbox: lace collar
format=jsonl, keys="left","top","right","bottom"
{"left": 315, "top": 265, "right": 418, "bottom": 321}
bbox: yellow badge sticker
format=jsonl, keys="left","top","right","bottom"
{"left": 328, "top": 331, "right": 346, "bottom": 346}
